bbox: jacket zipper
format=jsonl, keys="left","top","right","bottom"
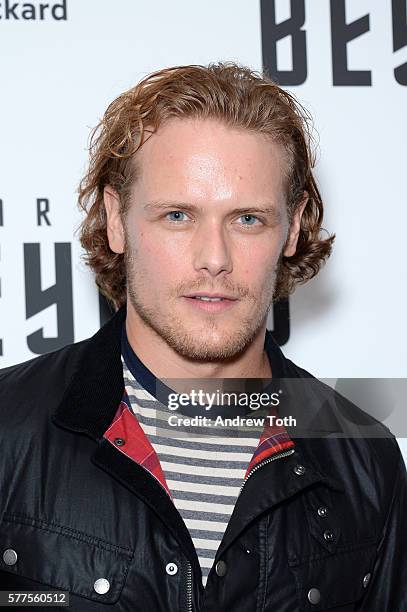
{"left": 238, "top": 447, "right": 296, "bottom": 496}
{"left": 186, "top": 561, "right": 193, "bottom": 612}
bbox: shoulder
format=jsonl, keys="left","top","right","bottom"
{"left": 0, "top": 338, "right": 90, "bottom": 426}
{"left": 284, "top": 356, "right": 403, "bottom": 511}
{"left": 0, "top": 337, "right": 90, "bottom": 385}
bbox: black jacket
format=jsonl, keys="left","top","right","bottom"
{"left": 0, "top": 306, "right": 406, "bottom": 611}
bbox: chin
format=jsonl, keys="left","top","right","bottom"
{"left": 165, "top": 328, "right": 254, "bottom": 362}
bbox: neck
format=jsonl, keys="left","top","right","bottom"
{"left": 125, "top": 305, "right": 272, "bottom": 379}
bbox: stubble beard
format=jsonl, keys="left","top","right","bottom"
{"left": 125, "top": 237, "right": 280, "bottom": 362}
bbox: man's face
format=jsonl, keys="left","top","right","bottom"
{"left": 105, "top": 118, "right": 303, "bottom": 361}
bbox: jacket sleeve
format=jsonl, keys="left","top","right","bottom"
{"left": 358, "top": 445, "right": 407, "bottom": 611}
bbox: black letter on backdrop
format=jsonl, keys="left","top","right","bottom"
{"left": 0, "top": 199, "right": 3, "bottom": 226}
{"left": 37, "top": 198, "right": 51, "bottom": 226}
{"left": 331, "top": 0, "right": 371, "bottom": 85}
{"left": 52, "top": 0, "right": 67, "bottom": 20}
{"left": 24, "top": 242, "right": 74, "bottom": 353}
{"left": 261, "top": 0, "right": 307, "bottom": 85}
{"left": 392, "top": 0, "right": 407, "bottom": 85}
{"left": 271, "top": 298, "right": 290, "bottom": 346}
{"left": 5, "top": 1, "right": 19, "bottom": 20}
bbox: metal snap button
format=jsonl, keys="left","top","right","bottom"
{"left": 215, "top": 560, "right": 227, "bottom": 577}
{"left": 2, "top": 549, "right": 17, "bottom": 566}
{"left": 317, "top": 506, "right": 328, "bottom": 517}
{"left": 114, "top": 438, "right": 125, "bottom": 446}
{"left": 363, "top": 573, "right": 371, "bottom": 588}
{"left": 307, "top": 587, "right": 321, "bottom": 604}
{"left": 293, "top": 464, "right": 306, "bottom": 476}
{"left": 323, "top": 529, "right": 334, "bottom": 542}
{"left": 166, "top": 562, "right": 178, "bottom": 576}
{"left": 93, "top": 578, "right": 110, "bottom": 594}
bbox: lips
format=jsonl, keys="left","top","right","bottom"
{"left": 182, "top": 294, "right": 238, "bottom": 313}
{"left": 184, "top": 293, "right": 238, "bottom": 301}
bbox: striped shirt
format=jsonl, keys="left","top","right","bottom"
{"left": 122, "top": 357, "right": 265, "bottom": 586}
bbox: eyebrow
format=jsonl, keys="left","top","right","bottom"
{"left": 143, "top": 200, "right": 283, "bottom": 222}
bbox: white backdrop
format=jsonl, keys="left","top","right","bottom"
{"left": 0, "top": 0, "right": 406, "bottom": 459}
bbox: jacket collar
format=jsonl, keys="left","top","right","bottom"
{"left": 52, "top": 305, "right": 127, "bottom": 439}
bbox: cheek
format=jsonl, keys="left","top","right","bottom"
{"left": 134, "top": 229, "right": 189, "bottom": 276}
{"left": 237, "top": 235, "right": 284, "bottom": 278}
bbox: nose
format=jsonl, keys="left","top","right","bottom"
{"left": 192, "top": 220, "right": 233, "bottom": 277}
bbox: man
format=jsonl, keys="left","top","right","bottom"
{"left": 0, "top": 63, "right": 406, "bottom": 611}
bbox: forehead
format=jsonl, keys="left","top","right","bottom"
{"left": 132, "top": 118, "right": 288, "bottom": 204}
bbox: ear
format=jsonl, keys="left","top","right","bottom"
{"left": 104, "top": 185, "right": 125, "bottom": 254}
{"left": 283, "top": 192, "right": 308, "bottom": 258}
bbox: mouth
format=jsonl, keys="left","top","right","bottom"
{"left": 182, "top": 293, "right": 239, "bottom": 313}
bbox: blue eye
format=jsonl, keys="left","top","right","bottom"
{"left": 237, "top": 214, "right": 259, "bottom": 226}
{"left": 167, "top": 211, "right": 188, "bottom": 222}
